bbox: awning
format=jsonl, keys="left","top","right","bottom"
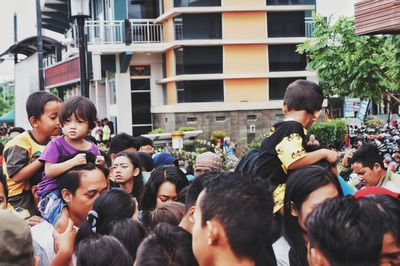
{"left": 0, "top": 36, "right": 62, "bottom": 59}
{"left": 0, "top": 110, "right": 15, "bottom": 123}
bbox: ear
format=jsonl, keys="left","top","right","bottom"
{"left": 110, "top": 153, "right": 116, "bottom": 161}
{"left": 61, "top": 188, "right": 73, "bottom": 203}
{"left": 282, "top": 104, "right": 288, "bottom": 115}
{"left": 187, "top": 206, "right": 196, "bottom": 223}
{"left": 133, "top": 167, "right": 140, "bottom": 177}
{"left": 309, "top": 247, "right": 328, "bottom": 266}
{"left": 29, "top": 116, "right": 39, "bottom": 128}
{"left": 206, "top": 220, "right": 219, "bottom": 245}
{"left": 312, "top": 110, "right": 322, "bottom": 121}
{"left": 290, "top": 201, "right": 299, "bottom": 217}
{"left": 373, "top": 162, "right": 382, "bottom": 172}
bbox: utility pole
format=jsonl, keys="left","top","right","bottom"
{"left": 13, "top": 13, "right": 18, "bottom": 64}
{"left": 36, "top": 0, "right": 44, "bottom": 90}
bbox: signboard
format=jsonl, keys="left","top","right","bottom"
{"left": 344, "top": 97, "right": 361, "bottom": 118}
{"left": 44, "top": 57, "right": 80, "bottom": 88}
{"left": 357, "top": 100, "right": 370, "bottom": 121}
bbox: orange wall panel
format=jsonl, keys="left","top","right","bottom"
{"left": 164, "top": 18, "right": 174, "bottom": 43}
{"left": 165, "top": 49, "right": 175, "bottom": 77}
{"left": 163, "top": 0, "right": 173, "bottom": 12}
{"left": 223, "top": 0, "right": 265, "bottom": 8}
{"left": 224, "top": 44, "right": 267, "bottom": 74}
{"left": 225, "top": 79, "right": 268, "bottom": 102}
{"left": 223, "top": 12, "right": 266, "bottom": 40}
{"left": 167, "top": 82, "right": 177, "bottom": 104}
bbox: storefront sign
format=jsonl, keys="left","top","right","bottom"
{"left": 44, "top": 57, "right": 80, "bottom": 88}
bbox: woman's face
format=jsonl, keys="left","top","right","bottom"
{"left": 295, "top": 183, "right": 339, "bottom": 231}
{"left": 0, "top": 182, "right": 6, "bottom": 209}
{"left": 156, "top": 181, "right": 178, "bottom": 208}
{"left": 111, "top": 156, "right": 138, "bottom": 185}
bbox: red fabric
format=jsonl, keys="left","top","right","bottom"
{"left": 353, "top": 186, "right": 400, "bottom": 199}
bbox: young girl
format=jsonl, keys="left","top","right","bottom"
{"left": 37, "top": 96, "right": 101, "bottom": 224}
{"left": 110, "top": 152, "right": 145, "bottom": 206}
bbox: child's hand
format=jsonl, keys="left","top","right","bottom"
{"left": 325, "top": 149, "right": 340, "bottom": 164}
{"left": 95, "top": 155, "right": 105, "bottom": 165}
{"left": 72, "top": 153, "right": 87, "bottom": 166}
{"left": 341, "top": 148, "right": 356, "bottom": 168}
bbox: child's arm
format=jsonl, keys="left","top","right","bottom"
{"left": 11, "top": 160, "right": 43, "bottom": 183}
{"left": 287, "top": 149, "right": 339, "bottom": 170}
{"left": 45, "top": 153, "right": 87, "bottom": 178}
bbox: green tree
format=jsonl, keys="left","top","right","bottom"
{"left": 0, "top": 80, "right": 14, "bottom": 116}
{"left": 297, "top": 15, "right": 400, "bottom": 104}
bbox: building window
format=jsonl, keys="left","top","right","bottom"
{"left": 247, "top": 114, "right": 257, "bottom": 121}
{"left": 268, "top": 44, "right": 307, "bottom": 71}
{"left": 173, "top": 14, "right": 222, "bottom": 40}
{"left": 108, "top": 79, "right": 116, "bottom": 104}
{"left": 269, "top": 77, "right": 305, "bottom": 100}
{"left": 177, "top": 80, "right": 224, "bottom": 103}
{"left": 174, "top": 0, "right": 221, "bottom": 7}
{"left": 175, "top": 46, "right": 223, "bottom": 75}
{"left": 131, "top": 79, "right": 152, "bottom": 134}
{"left": 268, "top": 12, "right": 306, "bottom": 37}
{"left": 128, "top": 0, "right": 160, "bottom": 19}
{"left": 187, "top": 117, "right": 198, "bottom": 123}
{"left": 215, "top": 116, "right": 225, "bottom": 122}
{"left": 266, "top": 0, "right": 315, "bottom": 5}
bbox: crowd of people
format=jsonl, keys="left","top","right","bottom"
{"left": 0, "top": 79, "right": 399, "bottom": 266}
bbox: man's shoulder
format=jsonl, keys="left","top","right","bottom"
{"left": 31, "top": 221, "right": 55, "bottom": 264}
{"left": 4, "top": 131, "right": 33, "bottom": 150}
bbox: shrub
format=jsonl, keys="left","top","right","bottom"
{"left": 176, "top": 126, "right": 197, "bottom": 132}
{"left": 308, "top": 119, "right": 347, "bottom": 149}
{"left": 148, "top": 128, "right": 165, "bottom": 134}
{"left": 210, "top": 130, "right": 227, "bottom": 143}
{"left": 365, "top": 117, "right": 383, "bottom": 132}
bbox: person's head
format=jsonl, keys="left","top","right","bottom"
{"left": 351, "top": 143, "right": 386, "bottom": 187}
{"left": 153, "top": 152, "right": 179, "bottom": 168}
{"left": 143, "top": 201, "right": 185, "bottom": 231}
{"left": 26, "top": 91, "right": 62, "bottom": 137}
{"left": 0, "top": 210, "right": 38, "bottom": 266}
{"left": 141, "top": 166, "right": 189, "bottom": 211}
{"left": 306, "top": 197, "right": 385, "bottom": 266}
{"left": 111, "top": 152, "right": 144, "bottom": 204}
{"left": 8, "top": 127, "right": 25, "bottom": 140}
{"left": 309, "top": 134, "right": 316, "bottom": 141}
{"left": 137, "top": 136, "right": 154, "bottom": 155}
{"left": 192, "top": 173, "right": 273, "bottom": 264}
{"left": 58, "top": 96, "right": 97, "bottom": 140}
{"left": 137, "top": 152, "right": 155, "bottom": 184}
{"left": 0, "top": 172, "right": 8, "bottom": 209}
{"left": 109, "top": 218, "right": 146, "bottom": 262}
{"left": 57, "top": 158, "right": 108, "bottom": 227}
{"left": 75, "top": 189, "right": 136, "bottom": 245}
{"left": 76, "top": 235, "right": 133, "bottom": 266}
{"left": 193, "top": 152, "right": 223, "bottom": 177}
{"left": 108, "top": 133, "right": 139, "bottom": 160}
{"left": 136, "top": 223, "right": 198, "bottom": 266}
{"left": 282, "top": 80, "right": 324, "bottom": 128}
{"left": 284, "top": 165, "right": 342, "bottom": 266}
{"left": 102, "top": 118, "right": 109, "bottom": 126}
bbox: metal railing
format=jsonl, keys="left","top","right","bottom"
{"left": 305, "top": 17, "right": 315, "bottom": 37}
{"left": 129, "top": 19, "right": 163, "bottom": 43}
{"left": 86, "top": 20, "right": 125, "bottom": 45}
{"left": 174, "top": 20, "right": 183, "bottom": 40}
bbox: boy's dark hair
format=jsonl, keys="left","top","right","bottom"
{"left": 26, "top": 91, "right": 61, "bottom": 119}
{"left": 58, "top": 96, "right": 97, "bottom": 130}
{"left": 283, "top": 80, "right": 324, "bottom": 114}
{"left": 0, "top": 170, "right": 8, "bottom": 203}
{"left": 284, "top": 165, "right": 342, "bottom": 266}
{"left": 135, "top": 223, "right": 198, "bottom": 266}
{"left": 108, "top": 133, "right": 139, "bottom": 155}
{"left": 306, "top": 197, "right": 385, "bottom": 266}
{"left": 184, "top": 171, "right": 217, "bottom": 212}
{"left": 77, "top": 235, "right": 133, "bottom": 266}
{"left": 57, "top": 152, "right": 109, "bottom": 195}
{"left": 200, "top": 172, "right": 273, "bottom": 262}
{"left": 141, "top": 166, "right": 189, "bottom": 211}
{"left": 8, "top": 127, "right": 25, "bottom": 135}
{"left": 351, "top": 143, "right": 385, "bottom": 169}
{"left": 137, "top": 152, "right": 154, "bottom": 172}
{"left": 143, "top": 201, "right": 185, "bottom": 231}
{"left": 136, "top": 136, "right": 153, "bottom": 148}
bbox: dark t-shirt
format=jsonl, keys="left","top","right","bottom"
{"left": 255, "top": 119, "right": 307, "bottom": 188}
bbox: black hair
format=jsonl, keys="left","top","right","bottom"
{"left": 142, "top": 201, "right": 185, "bottom": 231}
{"left": 58, "top": 96, "right": 97, "bottom": 130}
{"left": 136, "top": 136, "right": 153, "bottom": 148}
{"left": 26, "top": 91, "right": 61, "bottom": 119}
{"left": 76, "top": 235, "right": 133, "bottom": 266}
{"left": 56, "top": 152, "right": 109, "bottom": 195}
{"left": 0, "top": 169, "right": 8, "bottom": 203}
{"left": 75, "top": 189, "right": 136, "bottom": 246}
{"left": 8, "top": 127, "right": 25, "bottom": 135}
{"left": 108, "top": 133, "right": 139, "bottom": 155}
{"left": 283, "top": 79, "right": 324, "bottom": 114}
{"left": 109, "top": 218, "right": 147, "bottom": 262}
{"left": 283, "top": 165, "right": 342, "bottom": 266}
{"left": 351, "top": 143, "right": 385, "bottom": 169}
{"left": 135, "top": 223, "right": 198, "bottom": 266}
{"left": 359, "top": 195, "right": 400, "bottom": 247}
{"left": 113, "top": 151, "right": 145, "bottom": 205}
{"left": 0, "top": 142, "right": 3, "bottom": 156}
{"left": 200, "top": 172, "right": 274, "bottom": 262}
{"left": 306, "top": 196, "right": 384, "bottom": 266}
{"left": 184, "top": 171, "right": 216, "bottom": 212}
{"left": 141, "top": 166, "right": 189, "bottom": 211}
{"left": 137, "top": 152, "right": 155, "bottom": 172}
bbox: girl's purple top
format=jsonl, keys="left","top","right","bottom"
{"left": 36, "top": 135, "right": 101, "bottom": 196}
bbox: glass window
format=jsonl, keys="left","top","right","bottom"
{"left": 175, "top": 46, "right": 223, "bottom": 75}
{"left": 177, "top": 80, "right": 224, "bottom": 103}
{"left": 132, "top": 126, "right": 153, "bottom": 136}
{"left": 268, "top": 12, "right": 305, "bottom": 37}
{"left": 269, "top": 77, "right": 305, "bottom": 100}
{"left": 266, "top": 0, "right": 315, "bottom": 5}
{"left": 269, "top": 44, "right": 307, "bottom": 71}
{"left": 108, "top": 79, "right": 116, "bottom": 104}
{"left": 174, "top": 0, "right": 221, "bottom": 7}
{"left": 179, "top": 13, "right": 222, "bottom": 39}
{"left": 131, "top": 79, "right": 150, "bottom": 91}
{"left": 128, "top": 0, "right": 160, "bottom": 19}
{"left": 131, "top": 92, "right": 151, "bottom": 124}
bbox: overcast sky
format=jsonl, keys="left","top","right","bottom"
{"left": 0, "top": 0, "right": 356, "bottom": 82}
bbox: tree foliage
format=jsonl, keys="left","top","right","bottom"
{"left": 297, "top": 15, "right": 400, "bottom": 103}
{"left": 0, "top": 80, "right": 14, "bottom": 116}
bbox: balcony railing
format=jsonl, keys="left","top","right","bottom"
{"left": 85, "top": 19, "right": 164, "bottom": 45}
{"left": 305, "top": 17, "right": 315, "bottom": 37}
